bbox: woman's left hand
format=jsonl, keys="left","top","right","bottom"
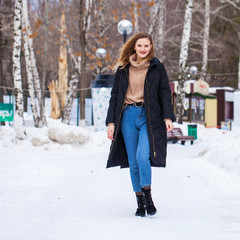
{"left": 165, "top": 119, "right": 174, "bottom": 132}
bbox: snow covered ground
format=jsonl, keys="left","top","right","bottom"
{"left": 0, "top": 117, "right": 240, "bottom": 240}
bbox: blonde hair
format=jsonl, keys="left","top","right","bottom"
{"left": 114, "top": 32, "right": 155, "bottom": 71}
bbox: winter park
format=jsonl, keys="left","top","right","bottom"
{"left": 1, "top": 0, "right": 240, "bottom": 240}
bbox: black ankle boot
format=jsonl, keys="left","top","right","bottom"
{"left": 142, "top": 188, "right": 157, "bottom": 215}
{"left": 135, "top": 195, "right": 146, "bottom": 217}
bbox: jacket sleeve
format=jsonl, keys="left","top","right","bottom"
{"left": 158, "top": 63, "right": 176, "bottom": 122}
{"left": 105, "top": 69, "right": 121, "bottom": 126}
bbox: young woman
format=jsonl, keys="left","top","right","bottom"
{"left": 106, "top": 32, "right": 175, "bottom": 217}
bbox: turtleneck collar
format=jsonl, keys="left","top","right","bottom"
{"left": 129, "top": 53, "right": 150, "bottom": 70}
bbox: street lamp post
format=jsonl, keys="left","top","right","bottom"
{"left": 96, "top": 48, "right": 106, "bottom": 74}
{"left": 117, "top": 19, "right": 133, "bottom": 43}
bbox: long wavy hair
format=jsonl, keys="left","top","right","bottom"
{"left": 114, "top": 32, "right": 155, "bottom": 71}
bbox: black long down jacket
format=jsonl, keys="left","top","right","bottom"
{"left": 106, "top": 57, "right": 175, "bottom": 168}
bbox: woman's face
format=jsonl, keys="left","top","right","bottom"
{"left": 134, "top": 38, "right": 152, "bottom": 60}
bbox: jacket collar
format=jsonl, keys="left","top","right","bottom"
{"left": 123, "top": 57, "right": 159, "bottom": 73}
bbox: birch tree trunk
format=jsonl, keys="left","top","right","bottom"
{"left": 13, "top": 0, "right": 26, "bottom": 139}
{"left": 62, "top": 71, "right": 78, "bottom": 124}
{"left": 22, "top": 0, "right": 47, "bottom": 127}
{"left": 201, "top": 0, "right": 210, "bottom": 80}
{"left": 61, "top": 38, "right": 81, "bottom": 124}
{"left": 22, "top": 18, "right": 40, "bottom": 127}
{"left": 41, "top": 0, "right": 49, "bottom": 121}
{"left": 175, "top": 0, "right": 194, "bottom": 124}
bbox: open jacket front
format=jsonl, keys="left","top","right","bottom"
{"left": 106, "top": 57, "right": 175, "bottom": 168}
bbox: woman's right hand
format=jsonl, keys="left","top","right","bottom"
{"left": 107, "top": 124, "right": 115, "bottom": 140}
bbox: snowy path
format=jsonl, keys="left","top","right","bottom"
{"left": 0, "top": 142, "right": 240, "bottom": 240}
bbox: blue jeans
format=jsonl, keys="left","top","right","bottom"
{"left": 121, "top": 105, "right": 152, "bottom": 192}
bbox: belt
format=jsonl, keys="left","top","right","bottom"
{"left": 127, "top": 102, "right": 144, "bottom": 107}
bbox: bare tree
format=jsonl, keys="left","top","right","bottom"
{"left": 176, "top": 0, "right": 194, "bottom": 124}
{"left": 3, "top": 0, "right": 240, "bottom": 129}
{"left": 88, "top": 0, "right": 117, "bottom": 76}
{"left": 148, "top": 0, "right": 166, "bottom": 60}
{"left": 62, "top": 5, "right": 81, "bottom": 124}
{"left": 22, "top": 0, "right": 47, "bottom": 126}
{"left": 22, "top": 16, "right": 40, "bottom": 127}
{"left": 13, "top": 0, "right": 26, "bottom": 139}
{"left": 41, "top": 0, "right": 49, "bottom": 121}
{"left": 78, "top": 0, "right": 93, "bottom": 127}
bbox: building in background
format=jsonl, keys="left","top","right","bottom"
{"left": 170, "top": 79, "right": 218, "bottom": 128}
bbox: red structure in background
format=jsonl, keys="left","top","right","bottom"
{"left": 214, "top": 89, "right": 234, "bottom": 127}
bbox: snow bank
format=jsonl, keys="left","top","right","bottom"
{"left": 170, "top": 122, "right": 240, "bottom": 178}
{"left": 48, "top": 121, "right": 89, "bottom": 145}
{"left": 197, "top": 125, "right": 240, "bottom": 177}
{"left": 0, "top": 118, "right": 90, "bottom": 148}
{"left": 0, "top": 125, "right": 16, "bottom": 147}
{"left": 27, "top": 126, "right": 50, "bottom": 146}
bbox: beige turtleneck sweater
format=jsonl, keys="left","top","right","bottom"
{"left": 124, "top": 54, "right": 150, "bottom": 105}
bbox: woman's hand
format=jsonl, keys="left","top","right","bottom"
{"left": 107, "top": 124, "right": 115, "bottom": 140}
{"left": 164, "top": 119, "right": 174, "bottom": 132}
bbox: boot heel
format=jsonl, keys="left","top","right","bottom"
{"left": 142, "top": 188, "right": 157, "bottom": 216}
